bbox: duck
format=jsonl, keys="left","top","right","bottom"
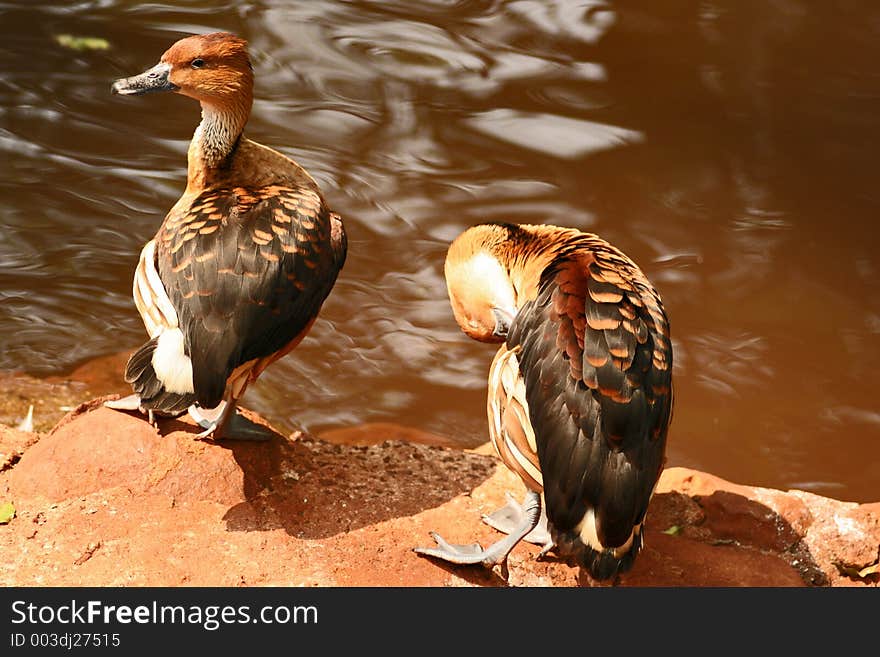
{"left": 415, "top": 223, "right": 673, "bottom": 580}
{"left": 105, "top": 32, "right": 347, "bottom": 440}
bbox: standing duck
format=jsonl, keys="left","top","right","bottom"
{"left": 106, "top": 32, "right": 347, "bottom": 440}
{"left": 416, "top": 223, "right": 673, "bottom": 580}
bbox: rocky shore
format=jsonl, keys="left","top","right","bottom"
{"left": 1, "top": 390, "right": 877, "bottom": 587}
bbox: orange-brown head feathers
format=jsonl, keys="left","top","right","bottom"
{"left": 161, "top": 32, "right": 253, "bottom": 109}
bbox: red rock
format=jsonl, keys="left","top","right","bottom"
{"left": 1, "top": 400, "right": 877, "bottom": 587}
{"left": 0, "top": 424, "right": 38, "bottom": 472}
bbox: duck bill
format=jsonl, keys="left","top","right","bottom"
{"left": 112, "top": 62, "right": 178, "bottom": 96}
{"left": 491, "top": 306, "right": 516, "bottom": 340}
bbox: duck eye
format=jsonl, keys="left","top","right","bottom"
{"left": 191, "top": 58, "right": 205, "bottom": 69}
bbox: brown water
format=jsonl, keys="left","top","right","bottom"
{"left": 1, "top": 1, "right": 878, "bottom": 502}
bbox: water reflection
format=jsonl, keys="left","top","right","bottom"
{"left": 0, "top": 0, "right": 878, "bottom": 502}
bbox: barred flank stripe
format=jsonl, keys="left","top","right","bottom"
{"left": 488, "top": 345, "right": 542, "bottom": 492}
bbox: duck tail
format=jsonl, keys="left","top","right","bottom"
{"left": 124, "top": 337, "right": 196, "bottom": 416}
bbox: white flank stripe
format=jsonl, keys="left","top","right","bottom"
{"left": 151, "top": 329, "right": 194, "bottom": 394}
{"left": 502, "top": 352, "right": 539, "bottom": 455}
{"left": 488, "top": 345, "right": 544, "bottom": 490}
{"left": 134, "top": 249, "right": 158, "bottom": 336}
{"left": 134, "top": 240, "right": 179, "bottom": 337}
{"left": 504, "top": 433, "right": 543, "bottom": 486}
{"left": 487, "top": 347, "right": 507, "bottom": 461}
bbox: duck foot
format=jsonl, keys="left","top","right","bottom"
{"left": 104, "top": 393, "right": 145, "bottom": 412}
{"left": 414, "top": 490, "right": 542, "bottom": 573}
{"left": 188, "top": 401, "right": 273, "bottom": 441}
{"left": 482, "top": 491, "right": 555, "bottom": 558}
{"left": 104, "top": 394, "right": 159, "bottom": 428}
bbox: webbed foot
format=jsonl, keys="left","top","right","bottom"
{"left": 104, "top": 394, "right": 160, "bottom": 428}
{"left": 188, "top": 402, "right": 274, "bottom": 441}
{"left": 414, "top": 490, "right": 543, "bottom": 573}
{"left": 482, "top": 491, "right": 555, "bottom": 558}
{"left": 103, "top": 393, "right": 145, "bottom": 411}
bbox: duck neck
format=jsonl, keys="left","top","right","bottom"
{"left": 507, "top": 255, "right": 553, "bottom": 307}
{"left": 187, "top": 98, "right": 250, "bottom": 187}
{"left": 502, "top": 226, "right": 583, "bottom": 305}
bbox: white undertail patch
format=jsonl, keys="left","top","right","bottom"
{"left": 151, "top": 329, "right": 194, "bottom": 394}
{"left": 574, "top": 509, "right": 638, "bottom": 557}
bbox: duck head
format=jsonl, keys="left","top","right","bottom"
{"left": 444, "top": 226, "right": 520, "bottom": 344}
{"left": 112, "top": 32, "right": 253, "bottom": 111}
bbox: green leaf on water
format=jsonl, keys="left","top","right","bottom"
{"left": 0, "top": 502, "right": 15, "bottom": 524}
{"left": 662, "top": 525, "right": 680, "bottom": 536}
{"left": 54, "top": 34, "right": 110, "bottom": 51}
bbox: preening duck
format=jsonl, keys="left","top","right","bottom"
{"left": 106, "top": 32, "right": 347, "bottom": 440}
{"left": 415, "top": 223, "right": 673, "bottom": 580}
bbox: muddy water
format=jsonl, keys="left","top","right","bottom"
{"left": 1, "top": 1, "right": 878, "bottom": 502}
